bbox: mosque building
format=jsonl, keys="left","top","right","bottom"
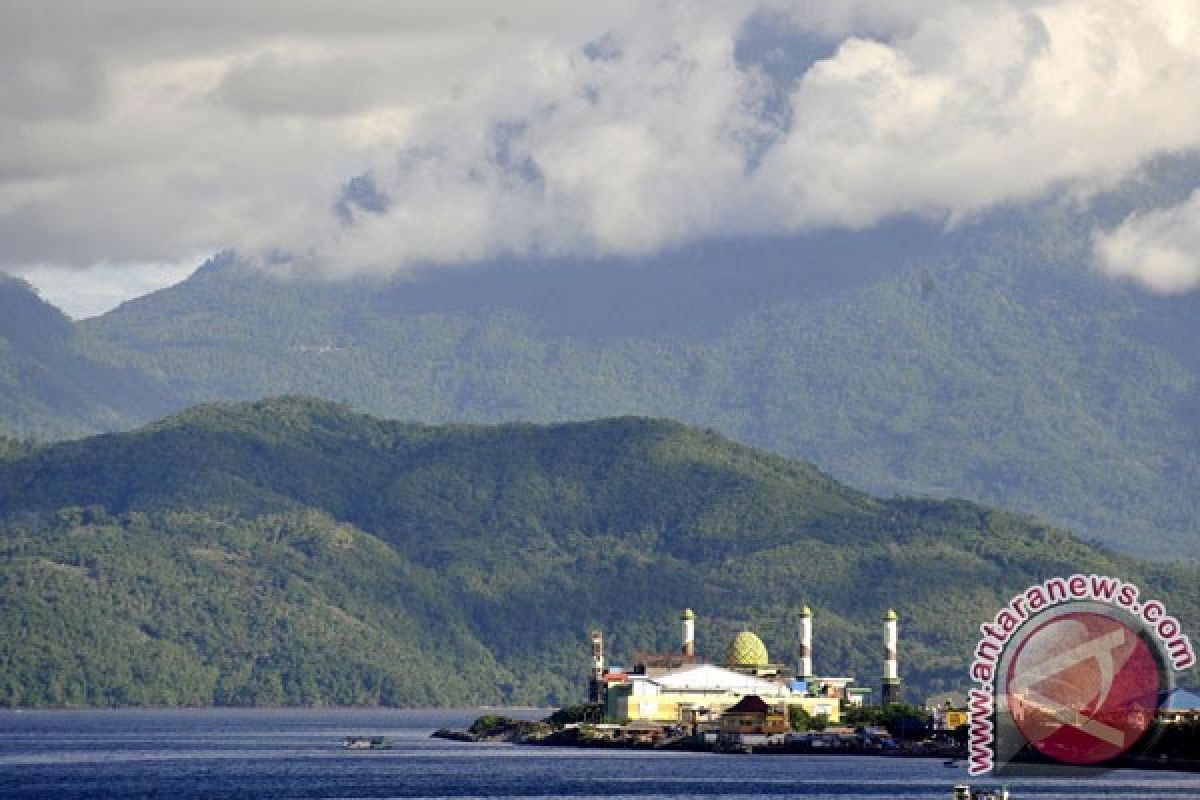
{"left": 594, "top": 607, "right": 898, "bottom": 726}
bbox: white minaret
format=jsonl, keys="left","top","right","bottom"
{"left": 882, "top": 609, "right": 902, "bottom": 704}
{"left": 798, "top": 605, "right": 814, "bottom": 680}
{"left": 681, "top": 608, "right": 696, "bottom": 657}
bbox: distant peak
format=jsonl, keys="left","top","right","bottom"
{"left": 191, "top": 250, "right": 244, "bottom": 279}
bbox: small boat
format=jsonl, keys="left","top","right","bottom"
{"left": 944, "top": 758, "right": 960, "bottom": 767}
{"left": 342, "top": 735, "right": 394, "bottom": 750}
{"left": 952, "top": 785, "right": 1009, "bottom": 800}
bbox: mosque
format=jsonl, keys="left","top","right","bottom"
{"left": 590, "top": 607, "right": 902, "bottom": 726}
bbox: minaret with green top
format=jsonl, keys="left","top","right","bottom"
{"left": 681, "top": 608, "right": 696, "bottom": 657}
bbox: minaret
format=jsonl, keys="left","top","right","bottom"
{"left": 681, "top": 608, "right": 696, "bottom": 657}
{"left": 882, "top": 609, "right": 902, "bottom": 704}
{"left": 588, "top": 630, "right": 605, "bottom": 704}
{"left": 797, "top": 605, "right": 814, "bottom": 681}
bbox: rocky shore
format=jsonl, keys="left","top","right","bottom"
{"left": 432, "top": 714, "right": 550, "bottom": 744}
{"left": 432, "top": 713, "right": 961, "bottom": 755}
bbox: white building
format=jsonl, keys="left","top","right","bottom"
{"left": 606, "top": 663, "right": 839, "bottom": 724}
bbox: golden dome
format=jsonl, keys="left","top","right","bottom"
{"left": 727, "top": 630, "right": 769, "bottom": 667}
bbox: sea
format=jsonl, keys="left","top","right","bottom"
{"left": 0, "top": 708, "right": 1197, "bottom": 799}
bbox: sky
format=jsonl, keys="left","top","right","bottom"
{"left": 2, "top": 0, "right": 1199, "bottom": 317}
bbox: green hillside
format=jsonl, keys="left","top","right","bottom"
{"left": 2, "top": 397, "right": 1196, "bottom": 707}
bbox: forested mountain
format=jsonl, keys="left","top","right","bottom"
{"left": 70, "top": 169, "right": 1200, "bottom": 560}
{"left": 0, "top": 274, "right": 178, "bottom": 439}
{"left": 1, "top": 398, "right": 1196, "bottom": 707}
{"left": 1, "top": 161, "right": 1197, "bottom": 559}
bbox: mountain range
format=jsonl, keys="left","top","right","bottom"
{"left": 2, "top": 397, "right": 1195, "bottom": 707}
{"left": 2, "top": 159, "right": 1199, "bottom": 559}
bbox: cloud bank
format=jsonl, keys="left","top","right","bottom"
{"left": 1094, "top": 189, "right": 1200, "bottom": 292}
{"left": 2, "top": 0, "right": 1199, "bottom": 298}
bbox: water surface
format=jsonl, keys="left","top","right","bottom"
{"left": 0, "top": 709, "right": 1196, "bottom": 799}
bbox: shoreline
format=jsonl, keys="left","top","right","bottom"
{"left": 432, "top": 720, "right": 1200, "bottom": 773}
{"left": 435, "top": 726, "right": 1200, "bottom": 772}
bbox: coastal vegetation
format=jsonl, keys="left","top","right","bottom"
{"left": 1, "top": 397, "right": 1197, "bottom": 707}
{"left": 841, "top": 704, "right": 931, "bottom": 741}
{"left": 787, "top": 706, "right": 828, "bottom": 732}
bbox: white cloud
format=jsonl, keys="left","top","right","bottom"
{"left": 1, "top": 0, "right": 1200, "bottom": 303}
{"left": 750, "top": 0, "right": 1200, "bottom": 230}
{"left": 1093, "top": 189, "right": 1200, "bottom": 292}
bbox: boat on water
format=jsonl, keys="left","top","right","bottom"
{"left": 342, "top": 735, "right": 394, "bottom": 750}
{"left": 952, "top": 785, "right": 1009, "bottom": 800}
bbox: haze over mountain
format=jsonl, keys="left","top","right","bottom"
{"left": 2, "top": 397, "right": 1195, "bottom": 707}
{"left": 0, "top": 274, "right": 177, "bottom": 439}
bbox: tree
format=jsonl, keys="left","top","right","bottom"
{"left": 789, "top": 706, "right": 811, "bottom": 731}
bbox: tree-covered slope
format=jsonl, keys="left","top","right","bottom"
{"left": 0, "top": 507, "right": 505, "bottom": 707}
{"left": 2, "top": 398, "right": 1196, "bottom": 707}
{"left": 0, "top": 274, "right": 178, "bottom": 439}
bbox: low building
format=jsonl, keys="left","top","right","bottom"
{"left": 606, "top": 664, "right": 786, "bottom": 724}
{"left": 927, "top": 691, "right": 969, "bottom": 731}
{"left": 1159, "top": 688, "right": 1200, "bottom": 724}
{"left": 719, "top": 695, "right": 788, "bottom": 737}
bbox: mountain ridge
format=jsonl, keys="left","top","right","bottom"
{"left": 74, "top": 225, "right": 1200, "bottom": 560}
{"left": 2, "top": 397, "right": 1196, "bottom": 707}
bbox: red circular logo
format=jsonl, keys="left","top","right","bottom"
{"left": 1005, "top": 611, "right": 1160, "bottom": 765}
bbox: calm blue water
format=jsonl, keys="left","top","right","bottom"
{"left": 0, "top": 709, "right": 1197, "bottom": 799}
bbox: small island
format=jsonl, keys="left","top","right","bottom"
{"left": 436, "top": 607, "right": 961, "bottom": 756}
{"left": 435, "top": 607, "right": 1200, "bottom": 769}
